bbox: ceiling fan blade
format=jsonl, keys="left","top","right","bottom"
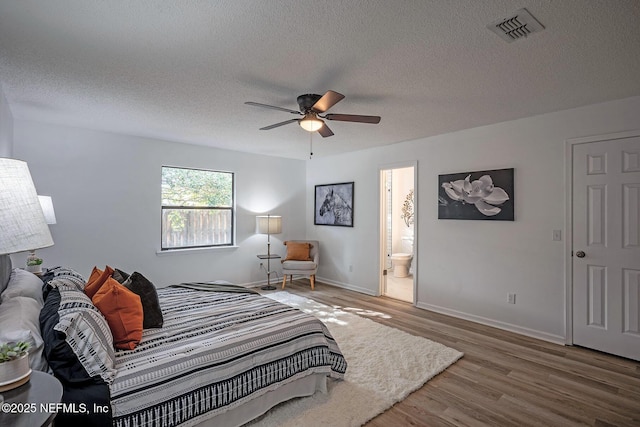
{"left": 311, "top": 90, "right": 345, "bottom": 113}
{"left": 325, "top": 113, "right": 381, "bottom": 124}
{"left": 317, "top": 123, "right": 334, "bottom": 137}
{"left": 245, "top": 102, "right": 301, "bottom": 115}
{"left": 259, "top": 119, "right": 300, "bottom": 130}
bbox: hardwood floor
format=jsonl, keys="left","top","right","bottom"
{"left": 272, "top": 280, "right": 640, "bottom": 427}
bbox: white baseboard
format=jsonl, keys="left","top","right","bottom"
{"left": 416, "top": 301, "right": 566, "bottom": 345}
{"left": 316, "top": 276, "right": 378, "bottom": 296}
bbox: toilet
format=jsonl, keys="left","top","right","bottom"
{"left": 391, "top": 236, "right": 414, "bottom": 277}
{"left": 390, "top": 253, "right": 413, "bottom": 277}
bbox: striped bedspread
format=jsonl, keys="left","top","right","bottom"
{"left": 110, "top": 287, "right": 347, "bottom": 427}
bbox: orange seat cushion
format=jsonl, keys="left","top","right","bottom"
{"left": 84, "top": 265, "right": 114, "bottom": 299}
{"left": 283, "top": 242, "right": 313, "bottom": 261}
{"left": 92, "top": 276, "right": 143, "bottom": 350}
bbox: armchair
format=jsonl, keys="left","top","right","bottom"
{"left": 281, "top": 240, "right": 319, "bottom": 290}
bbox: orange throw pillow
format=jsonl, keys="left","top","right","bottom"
{"left": 284, "top": 242, "right": 313, "bottom": 261}
{"left": 92, "top": 277, "right": 143, "bottom": 350}
{"left": 84, "top": 265, "right": 114, "bottom": 299}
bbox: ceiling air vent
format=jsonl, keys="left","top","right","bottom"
{"left": 487, "top": 8, "right": 544, "bottom": 43}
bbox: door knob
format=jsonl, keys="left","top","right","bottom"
{"left": 575, "top": 250, "right": 586, "bottom": 258}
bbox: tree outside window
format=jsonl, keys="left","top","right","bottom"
{"left": 161, "top": 166, "right": 234, "bottom": 250}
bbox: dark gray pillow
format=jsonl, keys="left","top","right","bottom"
{"left": 122, "top": 272, "right": 163, "bottom": 329}
{"left": 111, "top": 268, "right": 130, "bottom": 284}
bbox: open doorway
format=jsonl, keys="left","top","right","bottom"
{"left": 379, "top": 163, "right": 416, "bottom": 303}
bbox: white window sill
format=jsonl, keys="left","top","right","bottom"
{"left": 156, "top": 246, "right": 239, "bottom": 256}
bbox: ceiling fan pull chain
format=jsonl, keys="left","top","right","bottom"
{"left": 309, "top": 132, "right": 313, "bottom": 159}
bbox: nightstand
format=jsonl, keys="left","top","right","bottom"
{"left": 257, "top": 254, "right": 281, "bottom": 290}
{"left": 0, "top": 371, "right": 63, "bottom": 427}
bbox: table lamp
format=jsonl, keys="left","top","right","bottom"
{"left": 0, "top": 159, "right": 54, "bottom": 277}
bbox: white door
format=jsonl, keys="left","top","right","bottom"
{"left": 572, "top": 135, "right": 640, "bottom": 361}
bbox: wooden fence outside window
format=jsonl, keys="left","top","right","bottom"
{"left": 161, "top": 208, "right": 232, "bottom": 249}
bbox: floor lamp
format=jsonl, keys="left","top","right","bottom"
{"left": 256, "top": 215, "right": 282, "bottom": 290}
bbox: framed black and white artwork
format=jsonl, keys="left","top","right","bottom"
{"left": 314, "top": 182, "right": 354, "bottom": 227}
{"left": 438, "top": 168, "right": 514, "bottom": 221}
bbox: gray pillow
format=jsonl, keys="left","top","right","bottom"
{"left": 2, "top": 268, "right": 44, "bottom": 306}
{"left": 122, "top": 272, "right": 163, "bottom": 329}
{"left": 0, "top": 295, "right": 48, "bottom": 372}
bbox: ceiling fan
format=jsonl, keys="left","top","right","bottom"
{"left": 245, "top": 90, "right": 381, "bottom": 137}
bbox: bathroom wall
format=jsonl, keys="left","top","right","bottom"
{"left": 391, "top": 167, "right": 414, "bottom": 255}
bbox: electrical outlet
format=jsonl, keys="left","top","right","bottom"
{"left": 552, "top": 230, "right": 562, "bottom": 241}
{"left": 508, "top": 293, "right": 516, "bottom": 304}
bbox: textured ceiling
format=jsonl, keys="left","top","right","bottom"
{"left": 1, "top": 0, "right": 639, "bottom": 159}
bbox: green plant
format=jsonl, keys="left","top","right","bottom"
{"left": 26, "top": 258, "right": 43, "bottom": 266}
{"left": 0, "top": 341, "right": 30, "bottom": 362}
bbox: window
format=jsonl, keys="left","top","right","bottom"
{"left": 161, "top": 166, "right": 234, "bottom": 250}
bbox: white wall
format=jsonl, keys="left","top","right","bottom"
{"left": 13, "top": 120, "right": 307, "bottom": 286}
{"left": 0, "top": 84, "right": 13, "bottom": 157}
{"left": 10, "top": 95, "right": 640, "bottom": 342}
{"left": 307, "top": 95, "right": 640, "bottom": 342}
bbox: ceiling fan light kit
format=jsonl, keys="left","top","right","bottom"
{"left": 299, "top": 114, "right": 324, "bottom": 132}
{"left": 245, "top": 90, "right": 381, "bottom": 138}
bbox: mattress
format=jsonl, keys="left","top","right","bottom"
{"left": 109, "top": 286, "right": 347, "bottom": 427}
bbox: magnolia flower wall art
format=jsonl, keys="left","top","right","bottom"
{"left": 438, "top": 168, "right": 514, "bottom": 221}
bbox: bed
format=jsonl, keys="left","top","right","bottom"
{"left": 0, "top": 264, "right": 347, "bottom": 427}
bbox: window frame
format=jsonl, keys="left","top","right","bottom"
{"left": 160, "top": 166, "right": 235, "bottom": 251}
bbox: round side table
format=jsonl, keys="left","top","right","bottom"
{"left": 0, "top": 371, "right": 63, "bottom": 427}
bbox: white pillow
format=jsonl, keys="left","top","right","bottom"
{"left": 0, "top": 296, "right": 48, "bottom": 372}
{"left": 1, "top": 268, "right": 44, "bottom": 307}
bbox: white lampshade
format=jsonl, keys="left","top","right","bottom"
{"left": 0, "top": 159, "right": 54, "bottom": 255}
{"left": 256, "top": 215, "right": 282, "bottom": 235}
{"left": 299, "top": 115, "right": 324, "bottom": 132}
{"left": 38, "top": 195, "right": 57, "bottom": 225}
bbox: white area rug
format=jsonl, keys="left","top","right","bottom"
{"left": 248, "top": 292, "right": 464, "bottom": 427}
